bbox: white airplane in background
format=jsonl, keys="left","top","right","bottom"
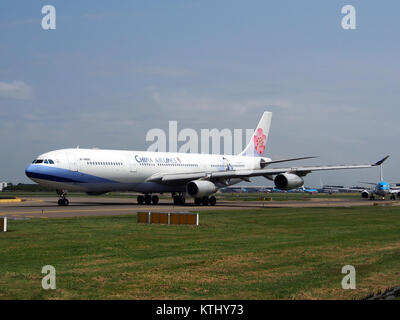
{"left": 25, "top": 112, "right": 388, "bottom": 206}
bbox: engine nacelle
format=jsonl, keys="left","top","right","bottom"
{"left": 274, "top": 173, "right": 304, "bottom": 190}
{"left": 186, "top": 180, "right": 217, "bottom": 198}
{"left": 361, "top": 190, "right": 370, "bottom": 199}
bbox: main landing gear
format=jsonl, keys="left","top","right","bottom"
{"left": 137, "top": 194, "right": 159, "bottom": 205}
{"left": 57, "top": 189, "right": 69, "bottom": 206}
{"left": 173, "top": 193, "right": 185, "bottom": 205}
{"left": 194, "top": 196, "right": 216, "bottom": 206}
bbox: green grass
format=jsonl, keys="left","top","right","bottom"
{"left": 1, "top": 206, "right": 399, "bottom": 299}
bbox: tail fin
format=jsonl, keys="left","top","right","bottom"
{"left": 239, "top": 111, "right": 272, "bottom": 157}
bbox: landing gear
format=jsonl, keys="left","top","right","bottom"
{"left": 137, "top": 195, "right": 144, "bottom": 204}
{"left": 390, "top": 195, "right": 396, "bottom": 200}
{"left": 173, "top": 194, "right": 185, "bottom": 205}
{"left": 137, "top": 194, "right": 160, "bottom": 205}
{"left": 194, "top": 197, "right": 201, "bottom": 206}
{"left": 151, "top": 195, "right": 159, "bottom": 205}
{"left": 56, "top": 189, "right": 69, "bottom": 206}
{"left": 57, "top": 198, "right": 69, "bottom": 206}
{"left": 209, "top": 196, "right": 216, "bottom": 206}
{"left": 194, "top": 196, "right": 217, "bottom": 206}
{"left": 144, "top": 194, "right": 152, "bottom": 205}
{"left": 370, "top": 195, "right": 375, "bottom": 201}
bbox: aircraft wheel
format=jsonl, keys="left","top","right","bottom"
{"left": 58, "top": 199, "right": 69, "bottom": 206}
{"left": 173, "top": 196, "right": 185, "bottom": 205}
{"left": 194, "top": 198, "right": 201, "bottom": 206}
{"left": 144, "top": 194, "right": 152, "bottom": 205}
{"left": 209, "top": 196, "right": 216, "bottom": 206}
{"left": 137, "top": 195, "right": 144, "bottom": 205}
{"left": 202, "top": 196, "right": 209, "bottom": 206}
{"left": 151, "top": 195, "right": 159, "bottom": 205}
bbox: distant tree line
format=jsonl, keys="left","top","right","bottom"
{"left": 3, "top": 183, "right": 55, "bottom": 192}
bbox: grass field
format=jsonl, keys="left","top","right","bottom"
{"left": 1, "top": 206, "right": 399, "bottom": 300}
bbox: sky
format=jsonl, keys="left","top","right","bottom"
{"left": 0, "top": 0, "right": 399, "bottom": 186}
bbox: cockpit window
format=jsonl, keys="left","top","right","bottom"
{"left": 44, "top": 160, "right": 49, "bottom": 164}
{"left": 35, "top": 159, "right": 44, "bottom": 164}
{"left": 48, "top": 159, "right": 54, "bottom": 164}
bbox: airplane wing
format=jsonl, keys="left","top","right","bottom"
{"left": 324, "top": 186, "right": 365, "bottom": 192}
{"left": 359, "top": 182, "right": 378, "bottom": 186}
{"left": 147, "top": 155, "right": 389, "bottom": 185}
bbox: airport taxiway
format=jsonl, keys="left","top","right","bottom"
{"left": 0, "top": 196, "right": 397, "bottom": 219}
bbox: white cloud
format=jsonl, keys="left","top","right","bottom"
{"left": 0, "top": 81, "right": 33, "bottom": 100}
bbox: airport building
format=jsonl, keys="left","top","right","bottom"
{"left": 0, "top": 182, "right": 8, "bottom": 192}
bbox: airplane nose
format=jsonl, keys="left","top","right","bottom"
{"left": 25, "top": 164, "right": 36, "bottom": 178}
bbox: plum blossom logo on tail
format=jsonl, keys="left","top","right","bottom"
{"left": 253, "top": 128, "right": 266, "bottom": 155}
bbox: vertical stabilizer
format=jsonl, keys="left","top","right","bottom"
{"left": 239, "top": 112, "right": 272, "bottom": 157}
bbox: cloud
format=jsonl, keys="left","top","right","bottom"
{"left": 0, "top": 81, "right": 33, "bottom": 100}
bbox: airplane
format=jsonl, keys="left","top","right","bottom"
{"left": 301, "top": 186, "right": 318, "bottom": 194}
{"left": 25, "top": 111, "right": 389, "bottom": 206}
{"left": 360, "top": 158, "right": 400, "bottom": 200}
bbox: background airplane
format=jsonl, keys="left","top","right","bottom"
{"left": 360, "top": 159, "right": 400, "bottom": 200}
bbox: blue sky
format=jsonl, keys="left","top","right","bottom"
{"left": 1, "top": 1, "right": 399, "bottom": 186}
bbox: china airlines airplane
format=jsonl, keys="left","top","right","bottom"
{"left": 25, "top": 112, "right": 388, "bottom": 206}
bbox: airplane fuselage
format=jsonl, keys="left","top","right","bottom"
{"left": 25, "top": 148, "right": 270, "bottom": 194}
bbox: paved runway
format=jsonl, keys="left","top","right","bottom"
{"left": 0, "top": 195, "right": 396, "bottom": 219}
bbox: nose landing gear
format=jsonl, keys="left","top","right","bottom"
{"left": 56, "top": 190, "right": 69, "bottom": 206}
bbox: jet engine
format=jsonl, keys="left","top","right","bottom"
{"left": 361, "top": 190, "right": 370, "bottom": 199}
{"left": 274, "top": 173, "right": 304, "bottom": 190}
{"left": 186, "top": 180, "right": 217, "bottom": 198}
